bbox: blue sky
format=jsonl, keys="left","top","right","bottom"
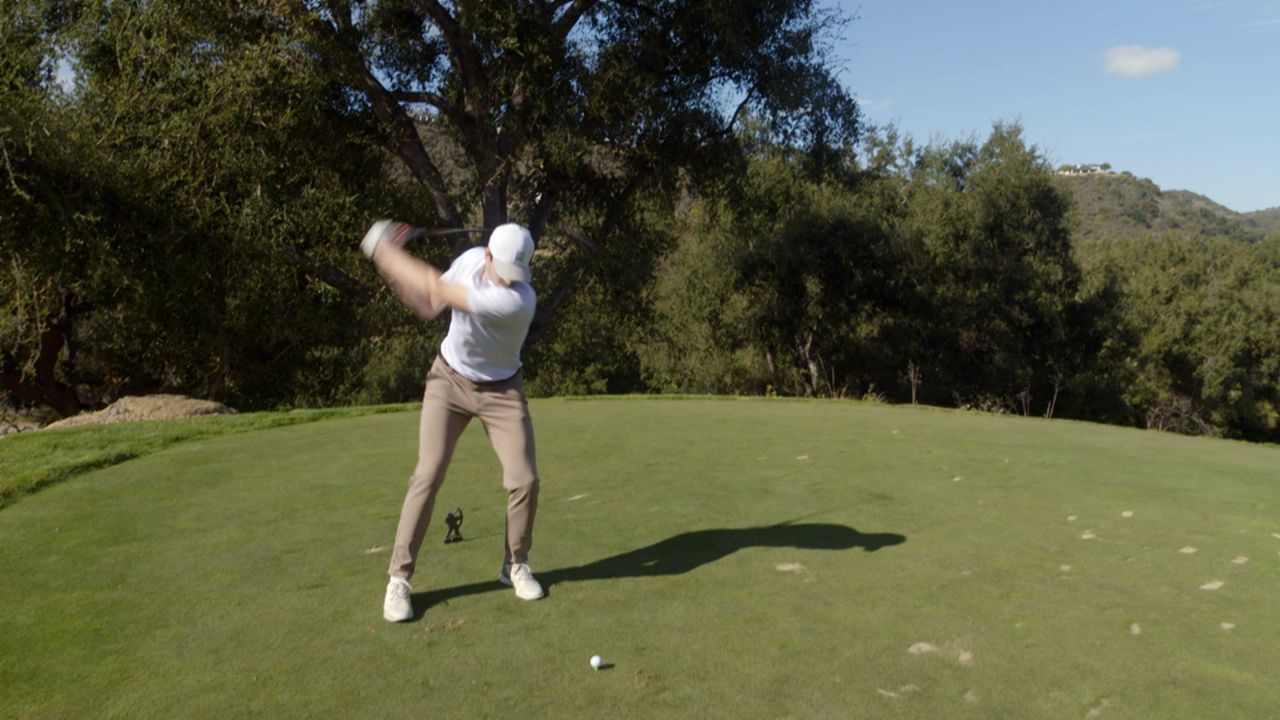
{"left": 827, "top": 0, "right": 1280, "bottom": 212}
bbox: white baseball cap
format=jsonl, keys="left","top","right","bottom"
{"left": 488, "top": 223, "right": 534, "bottom": 283}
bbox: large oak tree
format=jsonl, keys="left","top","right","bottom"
{"left": 287, "top": 0, "right": 860, "bottom": 337}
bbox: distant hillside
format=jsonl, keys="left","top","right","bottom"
{"left": 1246, "top": 206, "right": 1280, "bottom": 237}
{"left": 1056, "top": 172, "right": 1273, "bottom": 244}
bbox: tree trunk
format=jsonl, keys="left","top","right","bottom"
{"left": 907, "top": 360, "right": 921, "bottom": 405}
{"left": 765, "top": 347, "right": 779, "bottom": 394}
{"left": 798, "top": 329, "right": 819, "bottom": 397}
{"left": 1, "top": 294, "right": 84, "bottom": 418}
{"left": 482, "top": 177, "right": 509, "bottom": 230}
{"left": 1045, "top": 374, "right": 1062, "bottom": 419}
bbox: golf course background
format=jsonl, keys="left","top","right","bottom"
{"left": 2, "top": 397, "right": 1277, "bottom": 718}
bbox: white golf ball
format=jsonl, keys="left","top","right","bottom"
{"left": 590, "top": 655, "right": 603, "bottom": 669}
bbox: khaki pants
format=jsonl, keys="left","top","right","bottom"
{"left": 388, "top": 356, "right": 539, "bottom": 580}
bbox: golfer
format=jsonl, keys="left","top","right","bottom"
{"left": 360, "top": 220, "right": 543, "bottom": 622}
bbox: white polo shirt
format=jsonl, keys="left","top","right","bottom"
{"left": 438, "top": 247, "right": 537, "bottom": 382}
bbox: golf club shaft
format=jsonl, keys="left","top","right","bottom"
{"left": 405, "top": 226, "right": 490, "bottom": 241}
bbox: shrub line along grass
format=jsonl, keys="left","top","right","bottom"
{"left": 0, "top": 403, "right": 416, "bottom": 511}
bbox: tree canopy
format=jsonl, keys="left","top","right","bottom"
{"left": 290, "top": 0, "right": 860, "bottom": 229}
{"left": 4, "top": 1, "right": 1279, "bottom": 445}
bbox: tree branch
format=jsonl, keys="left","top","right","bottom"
{"left": 324, "top": 0, "right": 354, "bottom": 32}
{"left": 390, "top": 90, "right": 449, "bottom": 108}
{"left": 287, "top": 0, "right": 465, "bottom": 225}
{"left": 416, "top": 0, "right": 462, "bottom": 39}
{"left": 353, "top": 72, "right": 466, "bottom": 227}
{"left": 528, "top": 188, "right": 560, "bottom": 241}
{"left": 722, "top": 90, "right": 754, "bottom": 138}
{"left": 389, "top": 89, "right": 468, "bottom": 130}
{"left": 553, "top": 0, "right": 600, "bottom": 40}
{"left": 416, "top": 0, "right": 484, "bottom": 102}
{"left": 525, "top": 174, "right": 642, "bottom": 351}
{"left": 282, "top": 243, "right": 372, "bottom": 302}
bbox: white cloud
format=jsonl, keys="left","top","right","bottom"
{"left": 857, "top": 96, "right": 896, "bottom": 115}
{"left": 1104, "top": 45, "right": 1181, "bottom": 78}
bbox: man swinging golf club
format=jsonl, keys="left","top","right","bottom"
{"left": 361, "top": 220, "right": 544, "bottom": 622}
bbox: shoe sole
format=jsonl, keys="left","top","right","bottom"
{"left": 384, "top": 608, "right": 413, "bottom": 622}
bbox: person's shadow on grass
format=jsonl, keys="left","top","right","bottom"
{"left": 411, "top": 523, "right": 905, "bottom": 617}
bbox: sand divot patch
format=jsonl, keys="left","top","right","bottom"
{"left": 565, "top": 494, "right": 590, "bottom": 502}
{"left": 1121, "top": 511, "right": 1134, "bottom": 518}
{"left": 951, "top": 476, "right": 963, "bottom": 482}
{"left": 877, "top": 684, "right": 921, "bottom": 699}
{"left": 1080, "top": 530, "right": 1097, "bottom": 540}
{"left": 795, "top": 455, "right": 809, "bottom": 461}
{"left": 1179, "top": 546, "right": 1198, "bottom": 554}
{"left": 1231, "top": 556, "right": 1248, "bottom": 564}
{"left": 775, "top": 563, "right": 807, "bottom": 574}
{"left": 363, "top": 545, "right": 388, "bottom": 555}
{"left": 1220, "top": 622, "right": 1236, "bottom": 631}
{"left": 1200, "top": 580, "right": 1224, "bottom": 591}
{"left": 1086, "top": 697, "right": 1112, "bottom": 717}
{"left": 1271, "top": 533, "right": 1280, "bottom": 540}
{"left": 1059, "top": 565, "right": 1072, "bottom": 572}
{"left": 908, "top": 642, "right": 973, "bottom": 666}
{"left": 1129, "top": 623, "right": 1141, "bottom": 635}
{"left": 964, "top": 689, "right": 978, "bottom": 702}
{"left": 1067, "top": 515, "right": 1078, "bottom": 522}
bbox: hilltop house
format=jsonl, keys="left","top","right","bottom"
{"left": 1058, "top": 163, "right": 1110, "bottom": 176}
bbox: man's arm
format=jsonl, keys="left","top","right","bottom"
{"left": 370, "top": 242, "right": 472, "bottom": 319}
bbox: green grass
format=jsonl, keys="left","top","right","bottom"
{"left": 0, "top": 404, "right": 415, "bottom": 510}
{"left": 2, "top": 398, "right": 1278, "bottom": 719}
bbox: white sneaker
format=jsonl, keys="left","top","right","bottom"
{"left": 383, "top": 577, "right": 413, "bottom": 622}
{"left": 499, "top": 562, "right": 545, "bottom": 601}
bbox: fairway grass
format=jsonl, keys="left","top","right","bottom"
{"left": 2, "top": 398, "right": 1277, "bottom": 718}
{"left": 0, "top": 404, "right": 414, "bottom": 510}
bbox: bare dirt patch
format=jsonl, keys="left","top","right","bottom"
{"left": 425, "top": 618, "right": 466, "bottom": 632}
{"left": 43, "top": 395, "right": 235, "bottom": 430}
